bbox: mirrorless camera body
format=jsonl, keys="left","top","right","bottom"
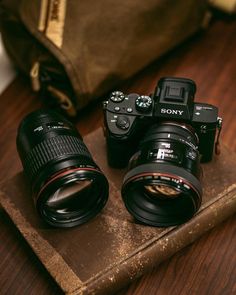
{"left": 104, "top": 77, "right": 221, "bottom": 168}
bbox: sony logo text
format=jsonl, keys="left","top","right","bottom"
{"left": 161, "top": 109, "right": 184, "bottom": 115}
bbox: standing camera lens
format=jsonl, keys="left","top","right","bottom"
{"left": 17, "top": 109, "right": 109, "bottom": 228}
{"left": 121, "top": 122, "right": 202, "bottom": 227}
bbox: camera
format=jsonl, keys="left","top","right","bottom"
{"left": 17, "top": 109, "right": 109, "bottom": 228}
{"left": 103, "top": 77, "right": 222, "bottom": 226}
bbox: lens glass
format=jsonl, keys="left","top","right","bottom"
{"left": 46, "top": 180, "right": 93, "bottom": 212}
{"left": 40, "top": 171, "right": 107, "bottom": 226}
{"left": 145, "top": 184, "right": 180, "bottom": 199}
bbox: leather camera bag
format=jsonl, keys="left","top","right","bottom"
{"left": 0, "top": 0, "right": 207, "bottom": 116}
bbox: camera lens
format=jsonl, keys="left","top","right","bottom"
{"left": 121, "top": 122, "right": 202, "bottom": 227}
{"left": 17, "top": 109, "right": 109, "bottom": 228}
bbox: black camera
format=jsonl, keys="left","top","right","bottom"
{"left": 17, "top": 110, "right": 109, "bottom": 228}
{"left": 103, "top": 77, "right": 222, "bottom": 226}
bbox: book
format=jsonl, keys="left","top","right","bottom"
{"left": 0, "top": 128, "right": 236, "bottom": 295}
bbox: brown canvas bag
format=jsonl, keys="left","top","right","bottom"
{"left": 0, "top": 0, "right": 207, "bottom": 116}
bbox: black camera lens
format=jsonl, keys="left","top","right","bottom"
{"left": 17, "top": 109, "right": 109, "bottom": 228}
{"left": 121, "top": 122, "right": 202, "bottom": 227}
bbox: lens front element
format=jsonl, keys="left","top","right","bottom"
{"left": 145, "top": 184, "right": 180, "bottom": 199}
{"left": 47, "top": 180, "right": 93, "bottom": 208}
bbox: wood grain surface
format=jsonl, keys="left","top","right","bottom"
{"left": 0, "top": 15, "right": 236, "bottom": 295}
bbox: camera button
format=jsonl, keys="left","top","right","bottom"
{"left": 127, "top": 107, "right": 133, "bottom": 113}
{"left": 116, "top": 116, "right": 130, "bottom": 130}
{"left": 186, "top": 149, "right": 197, "bottom": 160}
{"left": 110, "top": 91, "right": 125, "bottom": 102}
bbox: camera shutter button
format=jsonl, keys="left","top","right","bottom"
{"left": 116, "top": 116, "right": 130, "bottom": 130}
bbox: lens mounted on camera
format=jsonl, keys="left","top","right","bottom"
{"left": 121, "top": 122, "right": 202, "bottom": 227}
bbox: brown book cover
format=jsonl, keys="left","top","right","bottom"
{"left": 0, "top": 128, "right": 236, "bottom": 295}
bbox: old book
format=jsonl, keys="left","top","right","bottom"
{"left": 0, "top": 128, "right": 236, "bottom": 295}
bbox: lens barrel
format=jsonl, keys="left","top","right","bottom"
{"left": 121, "top": 122, "right": 202, "bottom": 227}
{"left": 17, "top": 109, "right": 109, "bottom": 228}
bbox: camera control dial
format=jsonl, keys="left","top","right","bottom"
{"left": 110, "top": 91, "right": 125, "bottom": 102}
{"left": 135, "top": 95, "right": 152, "bottom": 112}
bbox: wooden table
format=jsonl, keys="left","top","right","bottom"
{"left": 0, "top": 15, "right": 236, "bottom": 295}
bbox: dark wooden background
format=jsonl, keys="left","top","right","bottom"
{"left": 0, "top": 14, "right": 236, "bottom": 295}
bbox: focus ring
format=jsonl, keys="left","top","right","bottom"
{"left": 23, "top": 135, "right": 91, "bottom": 180}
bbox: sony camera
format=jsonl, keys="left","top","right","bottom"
{"left": 103, "top": 77, "right": 222, "bottom": 227}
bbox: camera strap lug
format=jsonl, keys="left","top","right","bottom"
{"left": 215, "top": 117, "right": 223, "bottom": 155}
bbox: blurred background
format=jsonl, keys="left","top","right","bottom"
{"left": 0, "top": 33, "right": 15, "bottom": 95}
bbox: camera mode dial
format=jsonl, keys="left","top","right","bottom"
{"left": 110, "top": 91, "right": 125, "bottom": 102}
{"left": 135, "top": 95, "right": 152, "bottom": 112}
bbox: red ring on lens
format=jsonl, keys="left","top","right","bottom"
{"left": 35, "top": 166, "right": 101, "bottom": 202}
{"left": 124, "top": 171, "right": 202, "bottom": 209}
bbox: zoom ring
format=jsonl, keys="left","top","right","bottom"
{"left": 23, "top": 135, "right": 91, "bottom": 180}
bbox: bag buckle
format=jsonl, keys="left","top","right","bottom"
{"left": 30, "top": 62, "right": 77, "bottom": 116}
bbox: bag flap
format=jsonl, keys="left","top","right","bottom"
{"left": 19, "top": 0, "right": 207, "bottom": 108}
